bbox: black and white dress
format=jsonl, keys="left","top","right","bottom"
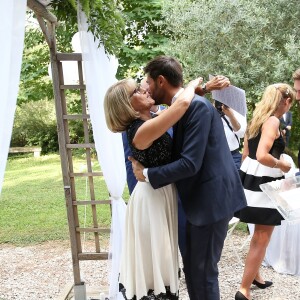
{"left": 119, "top": 119, "right": 179, "bottom": 300}
{"left": 238, "top": 129, "right": 285, "bottom": 225}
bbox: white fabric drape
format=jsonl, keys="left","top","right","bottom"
{"left": 264, "top": 220, "right": 300, "bottom": 275}
{"left": 249, "top": 221, "right": 300, "bottom": 276}
{"left": 263, "top": 157, "right": 300, "bottom": 275}
{"left": 77, "top": 9, "right": 127, "bottom": 299}
{"left": 0, "top": 0, "right": 27, "bottom": 195}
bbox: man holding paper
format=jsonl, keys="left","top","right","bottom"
{"left": 214, "top": 100, "right": 247, "bottom": 169}
{"left": 211, "top": 78, "right": 247, "bottom": 169}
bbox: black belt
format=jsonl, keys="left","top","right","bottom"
{"left": 231, "top": 149, "right": 240, "bottom": 155}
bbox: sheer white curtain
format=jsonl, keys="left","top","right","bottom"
{"left": 0, "top": 0, "right": 27, "bottom": 195}
{"left": 263, "top": 157, "right": 300, "bottom": 275}
{"left": 77, "top": 9, "right": 127, "bottom": 299}
{"left": 249, "top": 221, "right": 300, "bottom": 276}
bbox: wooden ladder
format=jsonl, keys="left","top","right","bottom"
{"left": 52, "top": 52, "right": 111, "bottom": 297}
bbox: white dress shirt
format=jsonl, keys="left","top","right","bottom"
{"left": 221, "top": 110, "right": 247, "bottom": 151}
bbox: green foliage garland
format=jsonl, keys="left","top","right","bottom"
{"left": 49, "top": 0, "right": 125, "bottom": 55}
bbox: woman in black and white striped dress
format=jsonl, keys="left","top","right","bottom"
{"left": 235, "top": 83, "right": 295, "bottom": 300}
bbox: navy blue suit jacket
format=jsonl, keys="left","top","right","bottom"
{"left": 148, "top": 95, "right": 247, "bottom": 226}
{"left": 280, "top": 111, "right": 292, "bottom": 133}
{"left": 122, "top": 131, "right": 137, "bottom": 194}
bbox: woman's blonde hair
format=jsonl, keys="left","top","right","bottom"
{"left": 247, "top": 83, "right": 295, "bottom": 139}
{"left": 104, "top": 79, "right": 139, "bottom": 132}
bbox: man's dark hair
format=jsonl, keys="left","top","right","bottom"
{"left": 144, "top": 56, "right": 183, "bottom": 87}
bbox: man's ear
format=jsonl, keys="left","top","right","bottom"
{"left": 157, "top": 75, "right": 166, "bottom": 87}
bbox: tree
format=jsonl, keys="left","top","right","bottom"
{"left": 161, "top": 0, "right": 300, "bottom": 151}
{"left": 161, "top": 0, "right": 300, "bottom": 101}
{"left": 31, "top": 1, "right": 166, "bottom": 79}
{"left": 18, "top": 12, "right": 78, "bottom": 104}
{"left": 16, "top": 12, "right": 86, "bottom": 151}
{"left": 116, "top": 0, "right": 168, "bottom": 79}
{"left": 49, "top": 0, "right": 125, "bottom": 56}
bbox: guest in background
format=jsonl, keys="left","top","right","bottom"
{"left": 292, "top": 68, "right": 300, "bottom": 172}
{"left": 280, "top": 111, "right": 292, "bottom": 147}
{"left": 214, "top": 100, "right": 247, "bottom": 169}
{"left": 293, "top": 68, "right": 300, "bottom": 101}
{"left": 235, "top": 83, "right": 295, "bottom": 300}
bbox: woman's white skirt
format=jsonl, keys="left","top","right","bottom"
{"left": 119, "top": 181, "right": 179, "bottom": 300}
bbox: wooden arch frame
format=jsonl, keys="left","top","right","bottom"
{"left": 26, "top": 1, "right": 111, "bottom": 299}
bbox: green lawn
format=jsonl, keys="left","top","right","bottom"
{"left": 0, "top": 153, "right": 247, "bottom": 246}
{"left": 0, "top": 154, "right": 129, "bottom": 246}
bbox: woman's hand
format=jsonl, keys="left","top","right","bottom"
{"left": 128, "top": 156, "right": 146, "bottom": 181}
{"left": 175, "top": 77, "right": 203, "bottom": 106}
{"left": 278, "top": 156, "right": 292, "bottom": 173}
{"left": 187, "top": 77, "right": 203, "bottom": 90}
{"left": 206, "top": 75, "right": 230, "bottom": 92}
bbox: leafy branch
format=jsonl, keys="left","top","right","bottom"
{"left": 49, "top": 0, "right": 125, "bottom": 55}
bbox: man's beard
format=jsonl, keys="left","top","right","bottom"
{"left": 154, "top": 98, "right": 163, "bottom": 105}
{"left": 152, "top": 81, "right": 164, "bottom": 105}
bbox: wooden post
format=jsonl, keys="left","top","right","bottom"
{"left": 47, "top": 23, "right": 84, "bottom": 290}
{"left": 27, "top": 0, "right": 57, "bottom": 24}
{"left": 28, "top": 2, "right": 111, "bottom": 299}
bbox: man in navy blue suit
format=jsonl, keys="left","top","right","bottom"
{"left": 292, "top": 68, "right": 300, "bottom": 174}
{"left": 130, "top": 56, "right": 247, "bottom": 300}
{"left": 280, "top": 111, "right": 292, "bottom": 147}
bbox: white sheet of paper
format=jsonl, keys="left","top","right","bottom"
{"left": 279, "top": 187, "right": 300, "bottom": 210}
{"left": 209, "top": 74, "right": 247, "bottom": 116}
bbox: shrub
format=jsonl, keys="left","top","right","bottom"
{"left": 11, "top": 100, "right": 58, "bottom": 153}
{"left": 11, "top": 97, "right": 93, "bottom": 154}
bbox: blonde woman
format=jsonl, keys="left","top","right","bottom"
{"left": 104, "top": 77, "right": 202, "bottom": 300}
{"left": 235, "top": 83, "right": 295, "bottom": 300}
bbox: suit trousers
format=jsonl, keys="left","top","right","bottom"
{"left": 183, "top": 216, "right": 232, "bottom": 300}
{"left": 231, "top": 150, "right": 242, "bottom": 170}
{"left": 178, "top": 196, "right": 187, "bottom": 258}
{"left": 298, "top": 147, "right": 300, "bottom": 169}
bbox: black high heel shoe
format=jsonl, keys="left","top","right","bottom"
{"left": 252, "top": 279, "right": 273, "bottom": 289}
{"left": 235, "top": 291, "right": 249, "bottom": 300}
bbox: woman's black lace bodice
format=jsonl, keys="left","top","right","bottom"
{"left": 126, "top": 119, "right": 172, "bottom": 168}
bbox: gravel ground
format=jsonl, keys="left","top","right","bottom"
{"left": 0, "top": 231, "right": 299, "bottom": 300}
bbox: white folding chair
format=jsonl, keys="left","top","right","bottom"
{"left": 225, "top": 217, "right": 242, "bottom": 264}
{"left": 240, "top": 232, "right": 252, "bottom": 251}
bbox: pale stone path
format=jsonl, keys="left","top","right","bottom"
{"left": 0, "top": 232, "right": 299, "bottom": 300}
